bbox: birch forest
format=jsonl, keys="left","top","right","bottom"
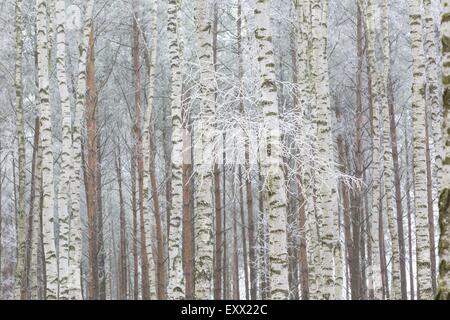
{"left": 0, "top": 0, "right": 449, "bottom": 301}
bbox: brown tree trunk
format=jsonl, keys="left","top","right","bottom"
{"left": 115, "top": 147, "right": 128, "bottom": 299}
{"left": 85, "top": 28, "right": 99, "bottom": 300}
{"left": 222, "top": 136, "right": 228, "bottom": 300}
{"left": 182, "top": 127, "right": 194, "bottom": 300}
{"left": 232, "top": 173, "right": 240, "bottom": 300}
{"left": 212, "top": 5, "right": 223, "bottom": 300}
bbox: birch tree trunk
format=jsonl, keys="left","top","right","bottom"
{"left": 423, "top": 0, "right": 439, "bottom": 294}
{"left": 69, "top": 0, "right": 94, "bottom": 300}
{"left": 310, "top": 0, "right": 338, "bottom": 299}
{"left": 142, "top": 0, "right": 158, "bottom": 301}
{"left": 194, "top": 0, "right": 215, "bottom": 299}
{"left": 408, "top": 0, "right": 432, "bottom": 299}
{"left": 423, "top": 0, "right": 443, "bottom": 188}
{"left": 14, "top": 0, "right": 27, "bottom": 299}
{"left": 437, "top": 0, "right": 450, "bottom": 300}
{"left": 55, "top": 0, "right": 71, "bottom": 299}
{"left": 380, "top": 0, "right": 401, "bottom": 299}
{"left": 363, "top": 0, "right": 384, "bottom": 299}
{"left": 36, "top": 0, "right": 58, "bottom": 300}
{"left": 29, "top": 119, "right": 42, "bottom": 299}
{"left": 167, "top": 0, "right": 185, "bottom": 299}
{"left": 254, "top": 0, "right": 289, "bottom": 300}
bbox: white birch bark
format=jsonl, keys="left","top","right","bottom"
{"left": 194, "top": 0, "right": 215, "bottom": 299}
{"left": 167, "top": 0, "right": 185, "bottom": 299}
{"left": 55, "top": 0, "right": 71, "bottom": 299}
{"left": 437, "top": 0, "right": 450, "bottom": 300}
{"left": 14, "top": 0, "right": 26, "bottom": 299}
{"left": 423, "top": 0, "right": 443, "bottom": 189}
{"left": 29, "top": 136, "right": 43, "bottom": 300}
{"left": 68, "top": 0, "right": 94, "bottom": 300}
{"left": 296, "top": 0, "right": 323, "bottom": 299}
{"left": 142, "top": 0, "right": 158, "bottom": 300}
{"left": 363, "top": 0, "right": 383, "bottom": 299}
{"left": 36, "top": 0, "right": 58, "bottom": 300}
{"left": 380, "top": 0, "right": 400, "bottom": 299}
{"left": 311, "top": 0, "right": 338, "bottom": 299}
{"left": 254, "top": 0, "right": 289, "bottom": 300}
{"left": 408, "top": 0, "right": 432, "bottom": 299}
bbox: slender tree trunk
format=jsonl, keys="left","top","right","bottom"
{"left": 194, "top": 0, "right": 216, "bottom": 299}
{"left": 14, "top": 0, "right": 26, "bottom": 299}
{"left": 387, "top": 77, "right": 408, "bottom": 299}
{"left": 96, "top": 136, "right": 105, "bottom": 300}
{"left": 363, "top": 0, "right": 384, "bottom": 299}
{"left": 36, "top": 0, "right": 58, "bottom": 300}
{"left": 167, "top": 0, "right": 185, "bottom": 299}
{"left": 114, "top": 148, "right": 127, "bottom": 300}
{"left": 54, "top": 0, "right": 72, "bottom": 299}
{"left": 408, "top": 0, "right": 433, "bottom": 299}
{"left": 131, "top": 0, "right": 151, "bottom": 300}
{"left": 212, "top": 4, "right": 223, "bottom": 300}
{"left": 142, "top": 0, "right": 159, "bottom": 301}
{"left": 232, "top": 171, "right": 240, "bottom": 300}
{"left": 85, "top": 27, "right": 99, "bottom": 300}
{"left": 131, "top": 152, "right": 139, "bottom": 300}
{"left": 380, "top": 0, "right": 401, "bottom": 299}
{"left": 437, "top": 0, "right": 450, "bottom": 300}
{"left": 182, "top": 125, "right": 194, "bottom": 299}
{"left": 26, "top": 118, "right": 40, "bottom": 299}
{"left": 254, "top": 0, "right": 289, "bottom": 300}
{"left": 68, "top": 0, "right": 94, "bottom": 300}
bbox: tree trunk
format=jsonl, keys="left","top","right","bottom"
{"left": 68, "top": 0, "right": 94, "bottom": 300}
{"left": 14, "top": 0, "right": 26, "bottom": 299}
{"left": 387, "top": 77, "right": 408, "bottom": 299}
{"left": 85, "top": 26, "right": 99, "bottom": 300}
{"left": 193, "top": 0, "right": 216, "bottom": 299}
{"left": 436, "top": 0, "right": 450, "bottom": 300}
{"left": 114, "top": 148, "right": 127, "bottom": 300}
{"left": 167, "top": 0, "right": 185, "bottom": 299}
{"left": 408, "top": 0, "right": 432, "bottom": 299}
{"left": 254, "top": 0, "right": 289, "bottom": 300}
{"left": 36, "top": 0, "right": 58, "bottom": 300}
